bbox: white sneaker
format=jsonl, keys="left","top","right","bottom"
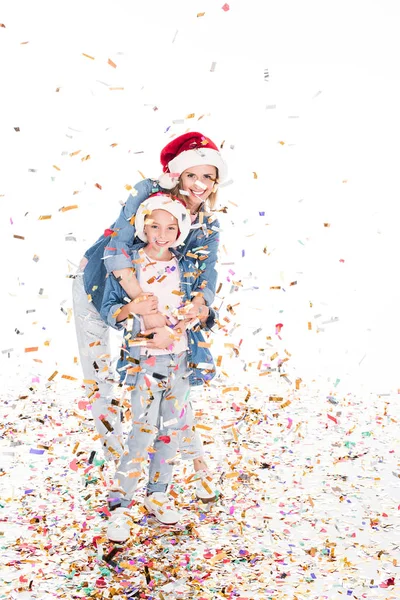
{"left": 144, "top": 492, "right": 181, "bottom": 525}
{"left": 195, "top": 470, "right": 217, "bottom": 503}
{"left": 106, "top": 507, "right": 134, "bottom": 543}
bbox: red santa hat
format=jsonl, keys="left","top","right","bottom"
{"left": 158, "top": 131, "right": 228, "bottom": 190}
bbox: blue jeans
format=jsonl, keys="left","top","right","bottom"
{"left": 108, "top": 352, "right": 197, "bottom": 508}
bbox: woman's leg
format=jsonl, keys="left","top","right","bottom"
{"left": 177, "top": 385, "right": 218, "bottom": 502}
{"left": 72, "top": 271, "right": 123, "bottom": 462}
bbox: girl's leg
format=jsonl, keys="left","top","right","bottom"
{"left": 110, "top": 369, "right": 166, "bottom": 508}
{"left": 72, "top": 272, "right": 123, "bottom": 462}
{"left": 147, "top": 353, "right": 190, "bottom": 494}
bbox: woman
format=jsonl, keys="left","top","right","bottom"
{"left": 72, "top": 131, "right": 228, "bottom": 502}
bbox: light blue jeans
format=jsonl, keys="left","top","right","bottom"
{"left": 108, "top": 352, "right": 197, "bottom": 508}
{"left": 72, "top": 271, "right": 124, "bottom": 462}
{"left": 72, "top": 271, "right": 205, "bottom": 466}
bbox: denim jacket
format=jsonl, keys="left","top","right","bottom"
{"left": 83, "top": 178, "right": 220, "bottom": 313}
{"left": 100, "top": 243, "right": 217, "bottom": 387}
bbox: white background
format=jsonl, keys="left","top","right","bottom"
{"left": 1, "top": 0, "right": 400, "bottom": 395}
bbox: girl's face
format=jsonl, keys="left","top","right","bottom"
{"left": 180, "top": 164, "right": 217, "bottom": 211}
{"left": 144, "top": 209, "right": 179, "bottom": 257}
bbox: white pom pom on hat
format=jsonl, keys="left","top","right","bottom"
{"left": 135, "top": 193, "right": 191, "bottom": 248}
{"left": 158, "top": 131, "right": 228, "bottom": 190}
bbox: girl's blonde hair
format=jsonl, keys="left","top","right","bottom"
{"left": 168, "top": 168, "right": 219, "bottom": 212}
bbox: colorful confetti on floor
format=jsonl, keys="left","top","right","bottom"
{"left": 1, "top": 371, "right": 400, "bottom": 599}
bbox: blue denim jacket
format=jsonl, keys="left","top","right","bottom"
{"left": 83, "top": 179, "right": 220, "bottom": 313}
{"left": 100, "top": 243, "right": 216, "bottom": 387}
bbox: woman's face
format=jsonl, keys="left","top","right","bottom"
{"left": 180, "top": 164, "right": 217, "bottom": 211}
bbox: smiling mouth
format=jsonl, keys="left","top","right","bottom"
{"left": 190, "top": 189, "right": 205, "bottom": 197}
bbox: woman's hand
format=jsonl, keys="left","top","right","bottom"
{"left": 142, "top": 312, "right": 168, "bottom": 329}
{"left": 129, "top": 293, "right": 158, "bottom": 316}
{"left": 79, "top": 256, "right": 89, "bottom": 271}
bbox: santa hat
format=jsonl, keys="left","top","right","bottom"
{"left": 158, "top": 131, "right": 228, "bottom": 190}
{"left": 135, "top": 193, "right": 191, "bottom": 248}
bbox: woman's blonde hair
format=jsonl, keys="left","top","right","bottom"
{"left": 168, "top": 168, "right": 219, "bottom": 212}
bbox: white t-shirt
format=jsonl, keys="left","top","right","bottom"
{"left": 139, "top": 252, "right": 188, "bottom": 356}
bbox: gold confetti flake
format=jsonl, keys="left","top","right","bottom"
{"left": 82, "top": 53, "right": 95, "bottom": 60}
{"left": 60, "top": 205, "right": 78, "bottom": 212}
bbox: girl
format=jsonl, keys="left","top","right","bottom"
{"left": 72, "top": 132, "right": 228, "bottom": 501}
{"left": 100, "top": 194, "right": 218, "bottom": 542}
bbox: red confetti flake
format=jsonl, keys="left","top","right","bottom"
{"left": 69, "top": 458, "right": 79, "bottom": 471}
{"left": 104, "top": 228, "right": 114, "bottom": 237}
{"left": 145, "top": 356, "right": 156, "bottom": 366}
{"left": 327, "top": 414, "right": 338, "bottom": 424}
{"left": 159, "top": 435, "right": 171, "bottom": 444}
{"left": 94, "top": 183, "right": 102, "bottom": 190}
{"left": 380, "top": 577, "right": 395, "bottom": 587}
{"left": 222, "top": 3, "right": 230, "bottom": 10}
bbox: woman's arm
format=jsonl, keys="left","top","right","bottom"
{"left": 184, "top": 218, "right": 220, "bottom": 307}
{"left": 103, "top": 179, "right": 158, "bottom": 277}
{"left": 103, "top": 179, "right": 167, "bottom": 328}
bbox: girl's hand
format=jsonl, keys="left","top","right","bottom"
{"left": 141, "top": 326, "right": 177, "bottom": 350}
{"left": 178, "top": 299, "right": 209, "bottom": 326}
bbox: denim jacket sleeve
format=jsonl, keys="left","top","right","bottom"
{"left": 84, "top": 233, "right": 105, "bottom": 261}
{"left": 186, "top": 216, "right": 220, "bottom": 306}
{"left": 100, "top": 273, "right": 141, "bottom": 336}
{"left": 103, "top": 178, "right": 159, "bottom": 274}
